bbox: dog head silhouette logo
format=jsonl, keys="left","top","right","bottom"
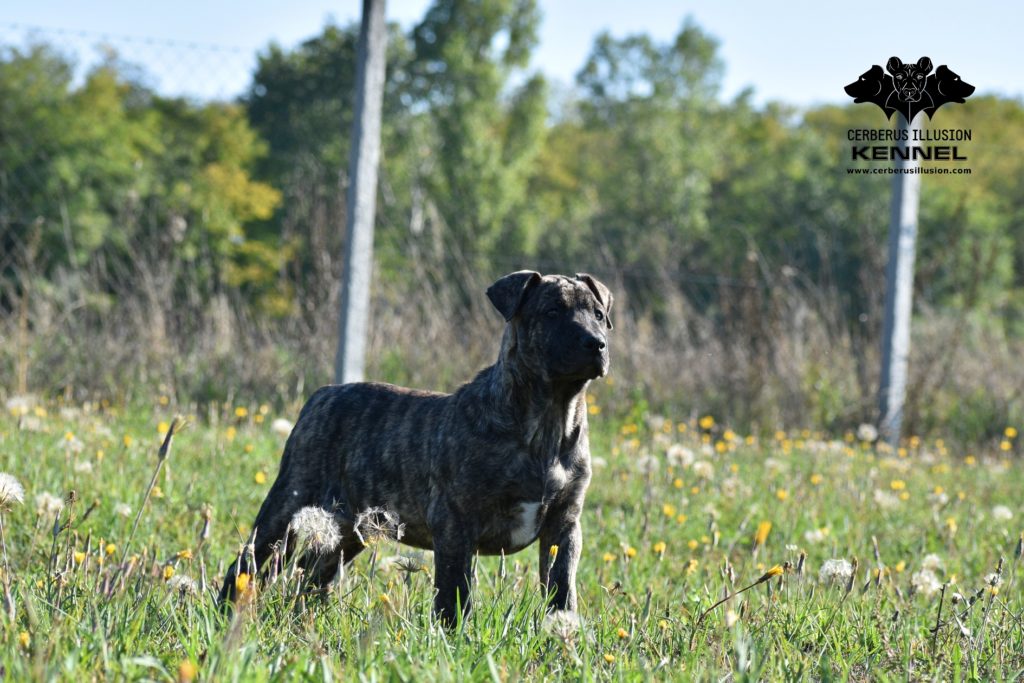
{"left": 845, "top": 57, "right": 974, "bottom": 123}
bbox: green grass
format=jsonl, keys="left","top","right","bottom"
{"left": 0, "top": 396, "right": 1022, "bottom": 681}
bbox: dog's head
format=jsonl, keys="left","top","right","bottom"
{"left": 931, "top": 65, "right": 975, "bottom": 103}
{"left": 487, "top": 271, "right": 613, "bottom": 383}
{"left": 887, "top": 56, "right": 932, "bottom": 103}
{"left": 844, "top": 64, "right": 888, "bottom": 102}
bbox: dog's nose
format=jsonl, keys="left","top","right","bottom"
{"left": 582, "top": 335, "right": 605, "bottom": 352}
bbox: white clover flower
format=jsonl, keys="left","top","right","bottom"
{"left": 911, "top": 568, "right": 942, "bottom": 596}
{"left": 0, "top": 473, "right": 25, "bottom": 509}
{"left": 819, "top": 559, "right": 854, "bottom": 585}
{"left": 271, "top": 418, "right": 294, "bottom": 437}
{"left": 856, "top": 423, "right": 879, "bottom": 442}
{"left": 992, "top": 505, "right": 1013, "bottom": 522}
{"left": 35, "top": 492, "right": 64, "bottom": 517}
{"left": 291, "top": 506, "right": 342, "bottom": 554}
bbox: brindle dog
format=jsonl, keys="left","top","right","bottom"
{"left": 219, "top": 271, "right": 613, "bottom": 626}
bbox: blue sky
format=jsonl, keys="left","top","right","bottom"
{"left": 2, "top": 1, "right": 1020, "bottom": 107}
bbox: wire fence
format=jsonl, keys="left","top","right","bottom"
{"left": 0, "top": 22, "right": 254, "bottom": 101}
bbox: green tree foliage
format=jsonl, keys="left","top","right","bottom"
{"left": 0, "top": 44, "right": 280, "bottom": 309}
{"left": 411, "top": 0, "right": 548, "bottom": 267}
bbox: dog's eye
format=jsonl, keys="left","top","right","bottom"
{"left": 594, "top": 310, "right": 604, "bottom": 322}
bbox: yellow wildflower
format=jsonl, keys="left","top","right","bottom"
{"left": 617, "top": 627, "right": 628, "bottom": 639}
{"left": 178, "top": 660, "right": 197, "bottom": 682}
{"left": 254, "top": 471, "right": 267, "bottom": 485}
{"left": 699, "top": 415, "right": 715, "bottom": 430}
{"left": 662, "top": 503, "right": 677, "bottom": 517}
{"left": 653, "top": 541, "right": 667, "bottom": 555}
{"left": 163, "top": 565, "right": 175, "bottom": 580}
{"left": 235, "top": 406, "right": 248, "bottom": 418}
{"left": 754, "top": 520, "right": 772, "bottom": 546}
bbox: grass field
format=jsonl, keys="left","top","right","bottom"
{"left": 0, "top": 391, "right": 1021, "bottom": 681}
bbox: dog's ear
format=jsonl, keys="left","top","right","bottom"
{"left": 916, "top": 56, "right": 933, "bottom": 74}
{"left": 487, "top": 270, "right": 541, "bottom": 321}
{"left": 886, "top": 56, "right": 903, "bottom": 75}
{"left": 576, "top": 273, "right": 614, "bottom": 330}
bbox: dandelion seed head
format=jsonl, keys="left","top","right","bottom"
{"left": 635, "top": 454, "right": 659, "bottom": 475}
{"left": 354, "top": 506, "right": 405, "bottom": 545}
{"left": 921, "top": 553, "right": 943, "bottom": 571}
{"left": 290, "top": 506, "right": 342, "bottom": 554}
{"left": 541, "top": 610, "right": 581, "bottom": 641}
{"left": 167, "top": 574, "right": 198, "bottom": 595}
{"left": 692, "top": 460, "right": 714, "bottom": 480}
{"left": 114, "top": 502, "right": 132, "bottom": 517}
{"left": 35, "top": 492, "right": 64, "bottom": 517}
{"left": 271, "top": 418, "right": 294, "bottom": 437}
{"left": 666, "top": 444, "right": 694, "bottom": 468}
{"left": 992, "top": 505, "right": 1013, "bottom": 522}
{"left": 911, "top": 568, "right": 942, "bottom": 596}
{"left": 0, "top": 472, "right": 25, "bottom": 509}
{"left": 819, "top": 558, "right": 854, "bottom": 585}
{"left": 856, "top": 423, "right": 878, "bottom": 442}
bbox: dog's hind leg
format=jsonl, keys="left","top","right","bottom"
{"left": 219, "top": 471, "right": 310, "bottom": 605}
{"left": 300, "top": 537, "right": 366, "bottom": 592}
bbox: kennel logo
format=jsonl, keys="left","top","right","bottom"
{"left": 844, "top": 56, "right": 975, "bottom": 123}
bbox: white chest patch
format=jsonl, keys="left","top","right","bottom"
{"left": 510, "top": 502, "right": 542, "bottom": 547}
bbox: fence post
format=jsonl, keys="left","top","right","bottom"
{"left": 335, "top": 0, "right": 388, "bottom": 385}
{"left": 878, "top": 112, "right": 923, "bottom": 446}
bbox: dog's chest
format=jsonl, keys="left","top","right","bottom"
{"left": 479, "top": 459, "right": 573, "bottom": 553}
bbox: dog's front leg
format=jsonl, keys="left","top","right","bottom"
{"left": 538, "top": 510, "right": 583, "bottom": 612}
{"left": 429, "top": 502, "right": 476, "bottom": 628}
